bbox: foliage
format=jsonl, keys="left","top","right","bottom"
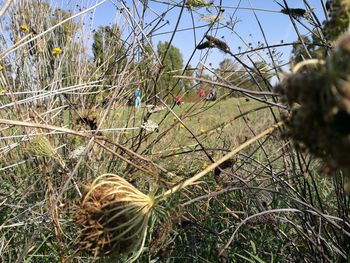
{"left": 323, "top": 0, "right": 350, "bottom": 42}
{"left": 157, "top": 41, "right": 184, "bottom": 96}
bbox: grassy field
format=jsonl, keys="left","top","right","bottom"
{"left": 1, "top": 0, "right": 349, "bottom": 262}
{"left": 0, "top": 96, "right": 286, "bottom": 262}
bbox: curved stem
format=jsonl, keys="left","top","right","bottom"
{"left": 292, "top": 59, "right": 325, "bottom": 74}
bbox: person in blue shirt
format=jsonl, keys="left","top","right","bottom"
{"left": 135, "top": 86, "right": 141, "bottom": 108}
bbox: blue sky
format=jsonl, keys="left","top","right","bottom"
{"left": 90, "top": 0, "right": 326, "bottom": 70}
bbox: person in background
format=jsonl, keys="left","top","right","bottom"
{"left": 175, "top": 96, "right": 183, "bottom": 106}
{"left": 199, "top": 88, "right": 205, "bottom": 98}
{"left": 135, "top": 85, "right": 141, "bottom": 109}
{"left": 206, "top": 87, "right": 217, "bottom": 101}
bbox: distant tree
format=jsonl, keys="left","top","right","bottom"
{"left": 91, "top": 25, "right": 127, "bottom": 85}
{"left": 137, "top": 43, "right": 156, "bottom": 103}
{"left": 291, "top": 35, "right": 315, "bottom": 64}
{"left": 92, "top": 31, "right": 104, "bottom": 66}
{"left": 217, "top": 59, "right": 243, "bottom": 84}
{"left": 183, "top": 64, "right": 194, "bottom": 90}
{"left": 216, "top": 58, "right": 271, "bottom": 96}
{"left": 157, "top": 41, "right": 184, "bottom": 94}
{"left": 250, "top": 60, "right": 273, "bottom": 91}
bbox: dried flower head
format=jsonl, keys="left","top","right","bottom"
{"left": 275, "top": 32, "right": 350, "bottom": 183}
{"left": 75, "top": 174, "right": 155, "bottom": 259}
{"left": 205, "top": 35, "right": 230, "bottom": 52}
{"left": 280, "top": 8, "right": 306, "bottom": 17}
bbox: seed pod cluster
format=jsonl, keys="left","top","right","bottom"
{"left": 280, "top": 8, "right": 306, "bottom": 18}
{"left": 197, "top": 35, "right": 230, "bottom": 53}
{"left": 74, "top": 174, "right": 155, "bottom": 258}
{"left": 275, "top": 32, "right": 350, "bottom": 177}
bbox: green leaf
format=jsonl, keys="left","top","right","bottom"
{"left": 244, "top": 250, "right": 266, "bottom": 263}
{"left": 235, "top": 253, "right": 256, "bottom": 263}
{"left": 250, "top": 240, "right": 257, "bottom": 254}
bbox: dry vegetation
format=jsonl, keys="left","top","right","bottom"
{"left": 0, "top": 0, "right": 349, "bottom": 262}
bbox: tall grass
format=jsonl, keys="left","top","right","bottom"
{"left": 0, "top": 0, "right": 349, "bottom": 262}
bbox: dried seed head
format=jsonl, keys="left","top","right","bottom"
{"left": 327, "top": 33, "right": 350, "bottom": 76}
{"left": 247, "top": 213, "right": 277, "bottom": 225}
{"left": 205, "top": 35, "right": 230, "bottom": 52}
{"left": 275, "top": 32, "right": 350, "bottom": 177}
{"left": 75, "top": 174, "right": 155, "bottom": 258}
{"left": 76, "top": 109, "right": 99, "bottom": 131}
{"left": 280, "top": 8, "right": 306, "bottom": 17}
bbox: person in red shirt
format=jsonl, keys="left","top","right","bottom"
{"left": 175, "top": 96, "right": 183, "bottom": 106}
{"left": 199, "top": 88, "right": 205, "bottom": 98}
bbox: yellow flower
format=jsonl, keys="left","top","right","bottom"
{"left": 202, "top": 162, "right": 209, "bottom": 169}
{"left": 0, "top": 65, "right": 3, "bottom": 70}
{"left": 20, "top": 25, "right": 30, "bottom": 33}
{"left": 0, "top": 88, "right": 7, "bottom": 93}
{"left": 52, "top": 47, "right": 62, "bottom": 57}
{"left": 200, "top": 128, "right": 205, "bottom": 134}
{"left": 173, "top": 116, "right": 177, "bottom": 122}
{"left": 179, "top": 124, "right": 185, "bottom": 129}
{"left": 123, "top": 131, "right": 129, "bottom": 138}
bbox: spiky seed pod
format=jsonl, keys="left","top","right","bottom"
{"left": 75, "top": 174, "right": 155, "bottom": 258}
{"left": 247, "top": 213, "right": 277, "bottom": 225}
{"left": 326, "top": 33, "right": 350, "bottom": 114}
{"left": 280, "top": 8, "right": 306, "bottom": 17}
{"left": 205, "top": 35, "right": 230, "bottom": 52}
{"left": 196, "top": 41, "right": 215, "bottom": 50}
{"left": 324, "top": 0, "right": 350, "bottom": 41}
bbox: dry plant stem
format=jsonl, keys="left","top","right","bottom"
{"left": 0, "top": 118, "right": 173, "bottom": 180}
{"left": 0, "top": 0, "right": 13, "bottom": 18}
{"left": 292, "top": 59, "right": 326, "bottom": 74}
{"left": 0, "top": 119, "right": 90, "bottom": 139}
{"left": 174, "top": 75, "right": 277, "bottom": 97}
{"left": 220, "top": 207, "right": 350, "bottom": 256}
{"left": 94, "top": 140, "right": 163, "bottom": 182}
{"left": 0, "top": 0, "right": 108, "bottom": 59}
{"left": 156, "top": 122, "right": 283, "bottom": 201}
